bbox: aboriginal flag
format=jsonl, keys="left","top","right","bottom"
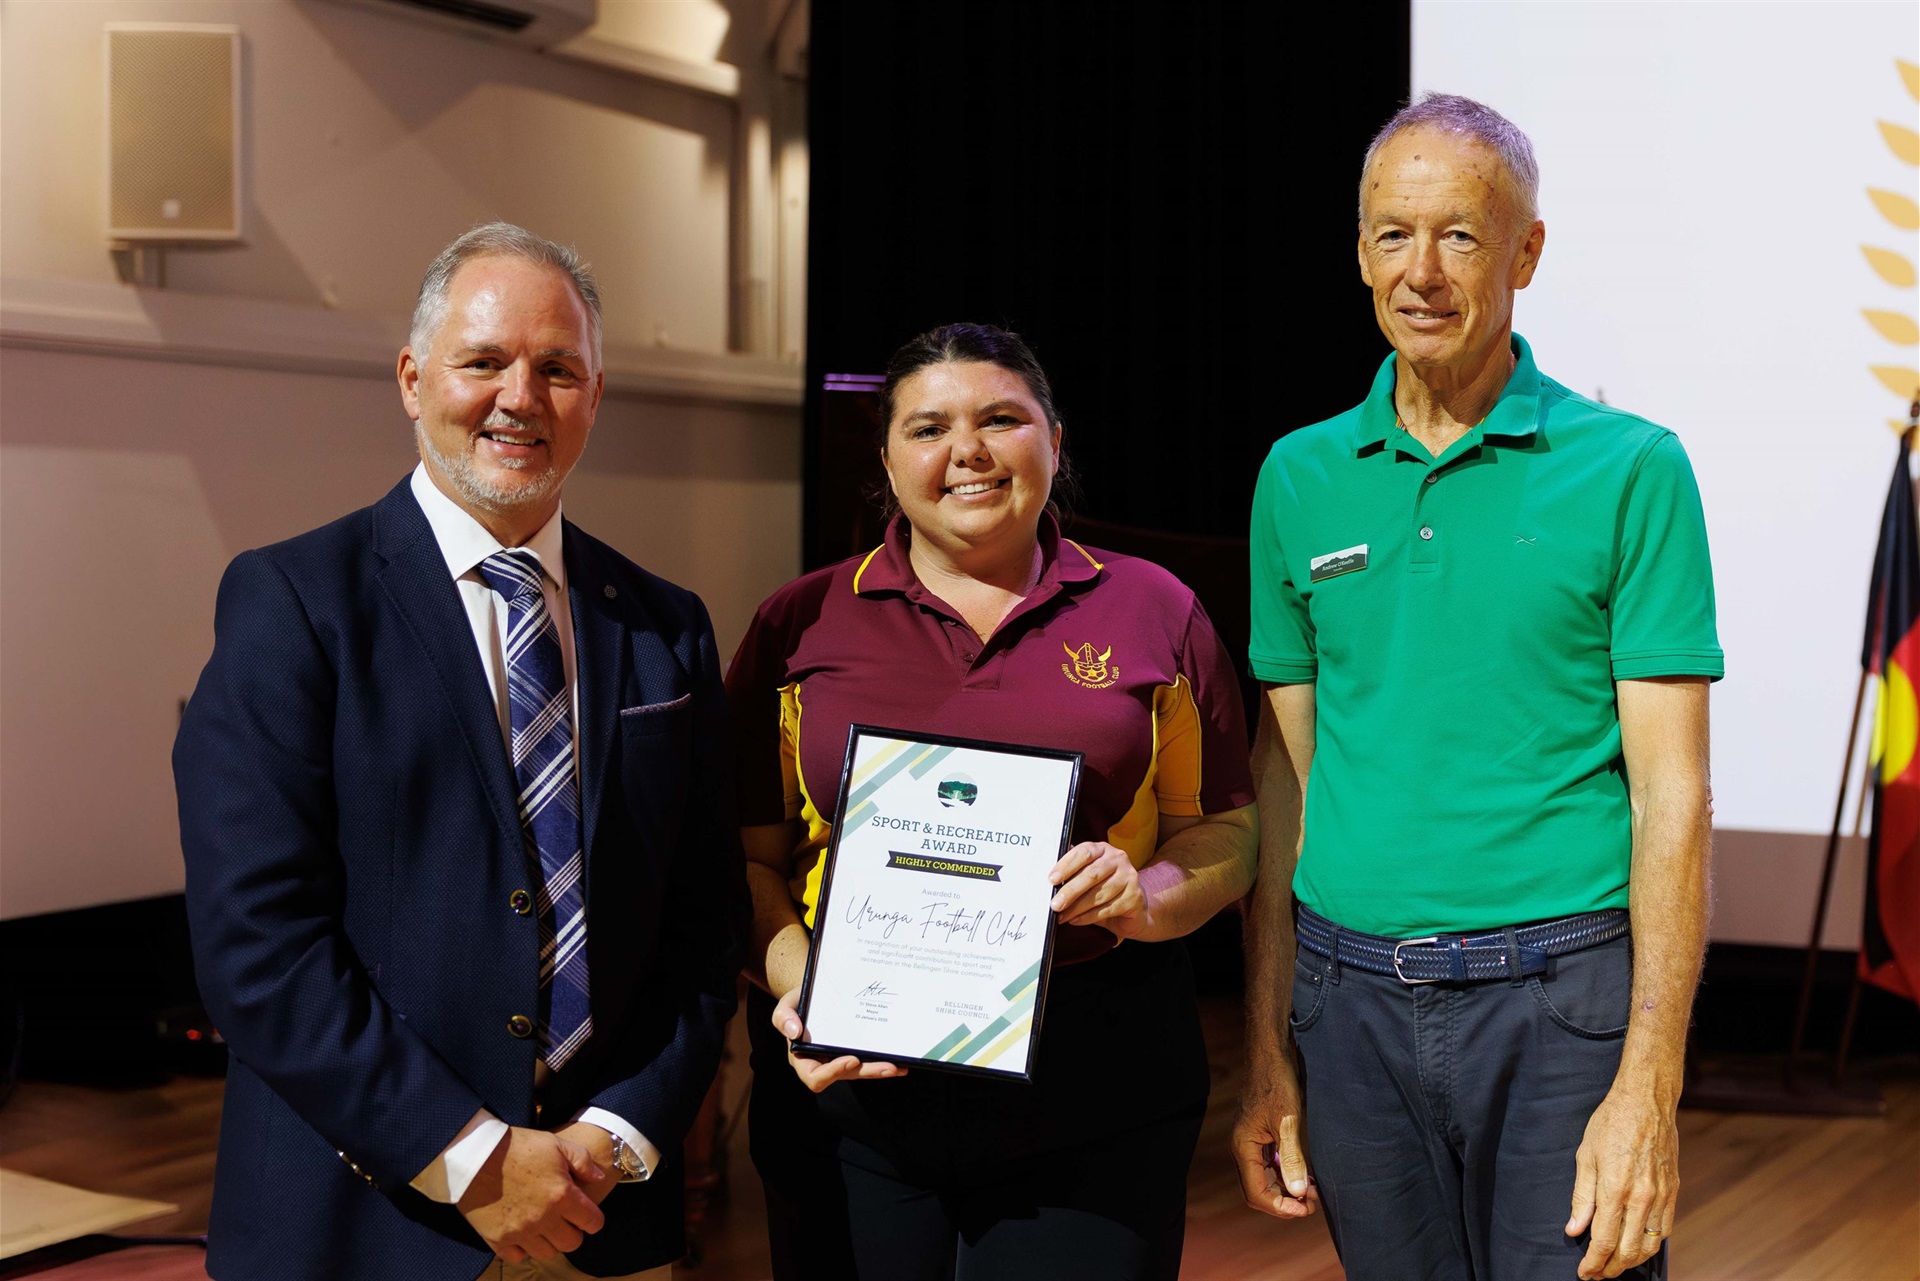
{"left": 1860, "top": 429, "right": 1920, "bottom": 1001}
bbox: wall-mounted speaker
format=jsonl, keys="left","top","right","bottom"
{"left": 104, "top": 24, "right": 242, "bottom": 242}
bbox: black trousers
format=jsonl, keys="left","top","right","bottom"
{"left": 1291, "top": 930, "right": 1667, "bottom": 1281}
{"left": 748, "top": 940, "right": 1209, "bottom": 1281}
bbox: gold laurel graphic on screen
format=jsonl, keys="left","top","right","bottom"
{"left": 1863, "top": 59, "right": 1919, "bottom": 430}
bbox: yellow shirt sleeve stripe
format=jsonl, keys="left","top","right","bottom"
{"left": 1103, "top": 673, "right": 1209, "bottom": 864}
{"left": 1151, "top": 674, "right": 1206, "bottom": 817}
{"left": 779, "top": 682, "right": 835, "bottom": 929}
{"left": 1105, "top": 696, "right": 1162, "bottom": 866}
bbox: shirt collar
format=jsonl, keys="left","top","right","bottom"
{"left": 408, "top": 462, "right": 568, "bottom": 593}
{"left": 852, "top": 511, "right": 1102, "bottom": 599}
{"left": 1352, "top": 331, "right": 1544, "bottom": 454}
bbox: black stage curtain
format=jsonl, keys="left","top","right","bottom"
{"left": 804, "top": 0, "right": 1411, "bottom": 565}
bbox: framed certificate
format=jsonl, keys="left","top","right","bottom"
{"left": 791, "top": 725, "right": 1083, "bottom": 1082}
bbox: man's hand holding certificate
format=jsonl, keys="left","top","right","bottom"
{"left": 781, "top": 727, "right": 1082, "bottom": 1082}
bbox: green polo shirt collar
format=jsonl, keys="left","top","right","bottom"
{"left": 1351, "top": 333, "right": 1547, "bottom": 461}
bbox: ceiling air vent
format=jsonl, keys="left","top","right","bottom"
{"left": 313, "top": 0, "right": 594, "bottom": 50}
{"left": 390, "top": 0, "right": 534, "bottom": 34}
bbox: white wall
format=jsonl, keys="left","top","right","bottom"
{"left": 4, "top": 0, "right": 738, "bottom": 347}
{"left": 0, "top": 0, "right": 806, "bottom": 918}
{"left": 1414, "top": 1, "right": 1919, "bottom": 943}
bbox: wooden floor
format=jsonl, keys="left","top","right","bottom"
{"left": 2, "top": 998, "right": 1915, "bottom": 1281}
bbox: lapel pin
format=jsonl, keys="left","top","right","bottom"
{"left": 603, "top": 584, "right": 618, "bottom": 599}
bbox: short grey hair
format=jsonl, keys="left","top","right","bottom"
{"left": 1359, "top": 93, "right": 1540, "bottom": 227}
{"left": 409, "top": 221, "right": 603, "bottom": 366}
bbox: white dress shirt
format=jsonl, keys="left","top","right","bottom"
{"left": 405, "top": 464, "right": 658, "bottom": 1204}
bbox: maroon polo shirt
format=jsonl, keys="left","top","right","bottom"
{"left": 727, "top": 513, "right": 1254, "bottom": 964}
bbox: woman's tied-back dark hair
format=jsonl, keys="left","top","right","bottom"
{"left": 873, "top": 322, "right": 1081, "bottom": 520}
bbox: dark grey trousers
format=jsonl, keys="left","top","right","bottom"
{"left": 1290, "top": 931, "right": 1667, "bottom": 1281}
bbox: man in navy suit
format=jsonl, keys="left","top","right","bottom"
{"left": 175, "top": 222, "right": 745, "bottom": 1280}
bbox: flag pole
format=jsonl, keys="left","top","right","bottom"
{"left": 1814, "top": 710, "right": 1877, "bottom": 1084}
{"left": 1689, "top": 407, "right": 1916, "bottom": 1115}
{"left": 1786, "top": 669, "right": 1870, "bottom": 1080}
{"left": 1831, "top": 408, "right": 1920, "bottom": 1085}
{"left": 1832, "top": 972, "right": 1867, "bottom": 1085}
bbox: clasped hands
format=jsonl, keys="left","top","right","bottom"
{"left": 774, "top": 840, "right": 1149, "bottom": 1092}
{"left": 457, "top": 1121, "right": 618, "bottom": 1263}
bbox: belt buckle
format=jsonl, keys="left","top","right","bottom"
{"left": 1391, "top": 936, "right": 1443, "bottom": 985}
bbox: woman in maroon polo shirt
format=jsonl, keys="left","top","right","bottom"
{"left": 726, "top": 323, "right": 1258, "bottom": 1281}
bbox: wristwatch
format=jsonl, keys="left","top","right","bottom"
{"left": 607, "top": 1132, "right": 652, "bottom": 1183}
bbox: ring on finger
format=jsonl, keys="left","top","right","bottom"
{"left": 1643, "top": 1226, "right": 1664, "bottom": 1236}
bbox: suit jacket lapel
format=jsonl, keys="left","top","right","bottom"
{"left": 565, "top": 523, "right": 623, "bottom": 895}
{"left": 372, "top": 481, "right": 524, "bottom": 852}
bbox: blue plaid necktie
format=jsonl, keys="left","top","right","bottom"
{"left": 477, "top": 550, "right": 592, "bottom": 1069}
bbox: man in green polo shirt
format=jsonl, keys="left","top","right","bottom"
{"left": 1233, "top": 94, "right": 1719, "bottom": 1281}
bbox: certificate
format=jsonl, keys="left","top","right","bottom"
{"left": 791, "top": 725, "right": 1083, "bottom": 1081}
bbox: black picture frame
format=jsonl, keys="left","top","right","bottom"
{"left": 790, "top": 723, "right": 1084, "bottom": 1082}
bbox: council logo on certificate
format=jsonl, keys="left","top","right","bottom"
{"left": 792, "top": 726, "right": 1083, "bottom": 1081}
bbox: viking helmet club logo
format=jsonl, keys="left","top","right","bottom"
{"left": 1061, "top": 641, "right": 1119, "bottom": 689}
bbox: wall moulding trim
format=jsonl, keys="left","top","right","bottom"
{"left": 0, "top": 277, "right": 802, "bottom": 408}
{"left": 1711, "top": 826, "right": 1868, "bottom": 950}
{"left": 548, "top": 35, "right": 741, "bottom": 99}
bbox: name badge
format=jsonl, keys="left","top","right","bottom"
{"left": 1309, "top": 543, "right": 1369, "bottom": 582}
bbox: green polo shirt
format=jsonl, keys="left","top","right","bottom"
{"left": 1249, "top": 333, "right": 1722, "bottom": 938}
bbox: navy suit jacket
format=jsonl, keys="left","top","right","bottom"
{"left": 175, "top": 478, "right": 747, "bottom": 1280}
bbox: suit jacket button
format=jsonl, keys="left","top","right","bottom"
{"left": 508, "top": 1015, "right": 534, "bottom": 1039}
{"left": 509, "top": 889, "right": 533, "bottom": 915}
